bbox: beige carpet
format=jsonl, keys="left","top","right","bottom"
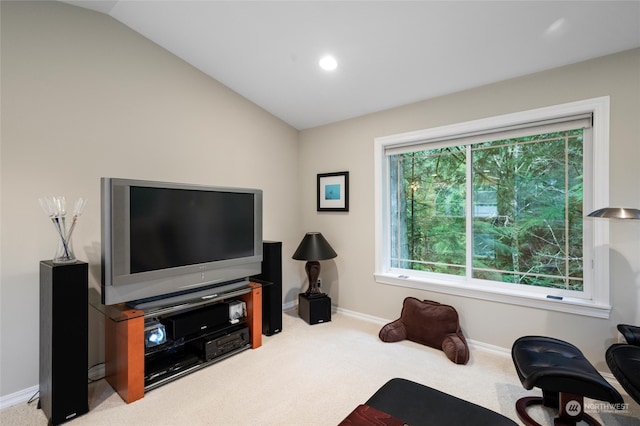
{"left": 1, "top": 310, "right": 639, "bottom": 425}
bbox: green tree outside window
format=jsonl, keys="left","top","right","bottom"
{"left": 389, "top": 130, "right": 584, "bottom": 291}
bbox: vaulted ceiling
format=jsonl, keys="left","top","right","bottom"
{"left": 64, "top": 1, "right": 640, "bottom": 130}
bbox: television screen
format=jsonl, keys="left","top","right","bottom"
{"left": 129, "top": 187, "right": 255, "bottom": 273}
{"left": 101, "top": 178, "right": 263, "bottom": 307}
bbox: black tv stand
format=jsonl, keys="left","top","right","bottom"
{"left": 143, "top": 318, "right": 250, "bottom": 391}
{"left": 92, "top": 282, "right": 262, "bottom": 403}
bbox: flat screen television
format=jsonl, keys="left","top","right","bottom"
{"left": 101, "top": 178, "right": 263, "bottom": 308}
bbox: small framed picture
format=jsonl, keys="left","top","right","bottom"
{"left": 317, "top": 171, "right": 349, "bottom": 212}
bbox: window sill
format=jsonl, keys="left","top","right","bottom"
{"left": 374, "top": 272, "right": 611, "bottom": 319}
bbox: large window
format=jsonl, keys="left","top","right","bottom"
{"left": 374, "top": 98, "right": 611, "bottom": 318}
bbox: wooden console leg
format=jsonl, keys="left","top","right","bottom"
{"left": 241, "top": 283, "right": 263, "bottom": 349}
{"left": 105, "top": 306, "right": 145, "bottom": 404}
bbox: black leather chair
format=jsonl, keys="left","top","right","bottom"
{"left": 512, "top": 336, "right": 623, "bottom": 426}
{"left": 606, "top": 344, "right": 640, "bottom": 405}
{"left": 606, "top": 324, "right": 640, "bottom": 405}
{"left": 617, "top": 324, "right": 640, "bottom": 346}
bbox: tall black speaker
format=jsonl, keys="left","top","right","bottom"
{"left": 39, "top": 261, "right": 88, "bottom": 425}
{"left": 252, "top": 241, "right": 282, "bottom": 335}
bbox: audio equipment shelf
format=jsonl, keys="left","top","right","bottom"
{"left": 92, "top": 282, "right": 262, "bottom": 404}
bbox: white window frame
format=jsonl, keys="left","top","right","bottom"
{"left": 374, "top": 97, "right": 611, "bottom": 318}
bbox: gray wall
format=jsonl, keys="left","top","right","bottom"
{"left": 298, "top": 48, "right": 640, "bottom": 372}
{"left": 0, "top": 1, "right": 300, "bottom": 398}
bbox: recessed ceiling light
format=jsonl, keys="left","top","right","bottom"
{"left": 319, "top": 55, "right": 338, "bottom": 71}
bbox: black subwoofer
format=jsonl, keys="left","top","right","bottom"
{"left": 39, "top": 261, "right": 89, "bottom": 425}
{"left": 252, "top": 241, "right": 282, "bottom": 335}
{"left": 298, "top": 293, "right": 331, "bottom": 325}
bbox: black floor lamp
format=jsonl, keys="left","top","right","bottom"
{"left": 587, "top": 206, "right": 639, "bottom": 409}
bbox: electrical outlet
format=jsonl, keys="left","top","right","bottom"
{"left": 317, "top": 278, "right": 322, "bottom": 288}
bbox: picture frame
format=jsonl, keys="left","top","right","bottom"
{"left": 317, "top": 171, "right": 349, "bottom": 212}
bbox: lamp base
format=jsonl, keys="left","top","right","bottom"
{"left": 298, "top": 293, "right": 331, "bottom": 325}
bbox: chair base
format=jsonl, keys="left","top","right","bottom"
{"left": 516, "top": 395, "right": 601, "bottom": 426}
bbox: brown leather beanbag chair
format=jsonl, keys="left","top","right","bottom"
{"left": 379, "top": 297, "right": 469, "bottom": 364}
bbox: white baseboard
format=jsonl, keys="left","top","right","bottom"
{"left": 89, "top": 364, "right": 106, "bottom": 383}
{"left": 336, "top": 306, "right": 389, "bottom": 326}
{"left": 282, "top": 300, "right": 296, "bottom": 312}
{"left": 0, "top": 385, "right": 38, "bottom": 411}
{"left": 466, "top": 339, "right": 511, "bottom": 357}
{"left": 0, "top": 365, "right": 105, "bottom": 411}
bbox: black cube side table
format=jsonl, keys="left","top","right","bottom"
{"left": 298, "top": 293, "right": 331, "bottom": 325}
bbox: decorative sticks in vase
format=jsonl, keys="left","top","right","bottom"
{"left": 39, "top": 196, "right": 87, "bottom": 264}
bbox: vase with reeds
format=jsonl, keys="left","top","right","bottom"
{"left": 39, "top": 196, "right": 87, "bottom": 264}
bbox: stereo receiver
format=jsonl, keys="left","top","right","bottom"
{"left": 196, "top": 326, "right": 250, "bottom": 361}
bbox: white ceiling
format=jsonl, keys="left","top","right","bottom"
{"left": 63, "top": 1, "right": 640, "bottom": 130}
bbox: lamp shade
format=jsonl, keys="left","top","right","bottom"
{"left": 587, "top": 207, "right": 640, "bottom": 220}
{"left": 292, "top": 232, "right": 337, "bottom": 261}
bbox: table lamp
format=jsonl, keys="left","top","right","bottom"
{"left": 292, "top": 232, "right": 337, "bottom": 297}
